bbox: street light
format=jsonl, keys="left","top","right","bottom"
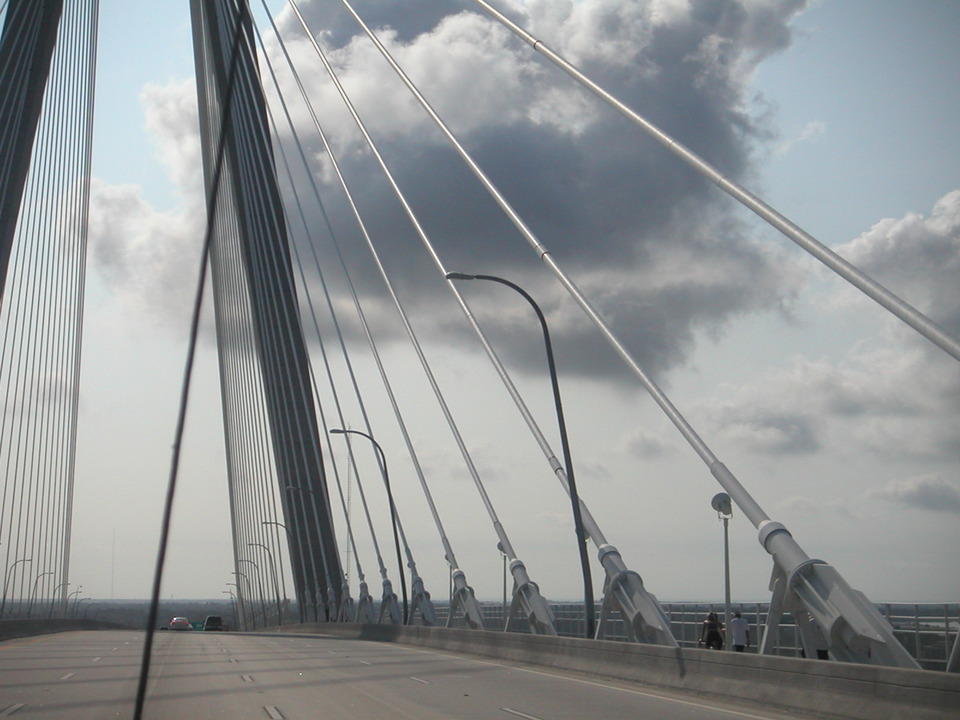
{"left": 263, "top": 520, "right": 303, "bottom": 623}
{"left": 74, "top": 597, "right": 91, "bottom": 618}
{"left": 66, "top": 586, "right": 84, "bottom": 617}
{"left": 711, "top": 492, "right": 733, "bottom": 650}
{"left": 223, "top": 589, "right": 238, "bottom": 629}
{"left": 0, "top": 558, "right": 32, "bottom": 618}
{"left": 446, "top": 271, "right": 596, "bottom": 639}
{"left": 284, "top": 485, "right": 334, "bottom": 622}
{"left": 27, "top": 571, "right": 54, "bottom": 618}
{"left": 238, "top": 560, "right": 268, "bottom": 628}
{"left": 249, "top": 543, "right": 283, "bottom": 625}
{"left": 227, "top": 578, "right": 248, "bottom": 630}
{"left": 49, "top": 582, "right": 70, "bottom": 618}
{"left": 329, "top": 428, "right": 408, "bottom": 624}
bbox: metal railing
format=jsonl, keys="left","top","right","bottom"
{"left": 432, "top": 601, "right": 958, "bottom": 671}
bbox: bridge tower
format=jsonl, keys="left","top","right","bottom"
{"left": 190, "top": 0, "right": 342, "bottom": 621}
{"left": 0, "top": 0, "right": 95, "bottom": 618}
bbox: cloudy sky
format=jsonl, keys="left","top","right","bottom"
{"left": 75, "top": 0, "right": 958, "bottom": 609}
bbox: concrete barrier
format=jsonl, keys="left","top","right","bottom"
{"left": 0, "top": 618, "right": 131, "bottom": 642}
{"left": 273, "top": 622, "right": 960, "bottom": 720}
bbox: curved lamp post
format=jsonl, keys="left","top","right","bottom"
{"left": 227, "top": 578, "right": 249, "bottom": 630}
{"left": 27, "top": 571, "right": 54, "bottom": 618}
{"left": 49, "top": 582, "right": 70, "bottom": 618}
{"left": 329, "top": 428, "right": 408, "bottom": 624}
{"left": 278, "top": 492, "right": 333, "bottom": 622}
{"left": 223, "top": 589, "right": 238, "bottom": 629}
{"left": 249, "top": 543, "right": 283, "bottom": 625}
{"left": 0, "top": 558, "right": 32, "bottom": 618}
{"left": 238, "top": 560, "right": 267, "bottom": 628}
{"left": 263, "top": 520, "right": 302, "bottom": 623}
{"left": 446, "top": 272, "right": 596, "bottom": 638}
{"left": 74, "top": 597, "right": 91, "bottom": 618}
{"left": 67, "top": 586, "right": 83, "bottom": 617}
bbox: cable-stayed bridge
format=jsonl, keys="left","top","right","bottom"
{"left": 1, "top": 1, "right": 958, "bottom": 717}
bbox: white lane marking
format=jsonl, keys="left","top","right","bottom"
{"left": 501, "top": 710, "right": 542, "bottom": 720}
{"left": 241, "top": 674, "right": 254, "bottom": 683}
{"left": 409, "top": 676, "right": 431, "bottom": 684}
{"left": 59, "top": 673, "right": 75, "bottom": 680}
{"left": 359, "top": 660, "right": 372, "bottom": 665}
{"left": 91, "top": 657, "right": 101, "bottom": 662}
{"left": 0, "top": 704, "right": 26, "bottom": 717}
{"left": 264, "top": 706, "right": 284, "bottom": 720}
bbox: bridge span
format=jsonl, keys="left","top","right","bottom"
{"left": 0, "top": 625, "right": 956, "bottom": 719}
{"left": 1, "top": 3, "right": 957, "bottom": 708}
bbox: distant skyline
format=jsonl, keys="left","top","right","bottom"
{"left": 69, "top": 0, "right": 958, "bottom": 605}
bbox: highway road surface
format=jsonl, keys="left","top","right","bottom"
{"left": 0, "top": 630, "right": 813, "bottom": 719}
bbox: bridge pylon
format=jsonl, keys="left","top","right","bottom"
{"left": 189, "top": 0, "right": 342, "bottom": 620}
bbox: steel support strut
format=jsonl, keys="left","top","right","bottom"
{"left": 447, "top": 568, "right": 485, "bottom": 630}
{"left": 714, "top": 463, "right": 919, "bottom": 667}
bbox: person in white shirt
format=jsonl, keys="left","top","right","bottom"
{"left": 730, "top": 611, "right": 750, "bottom": 652}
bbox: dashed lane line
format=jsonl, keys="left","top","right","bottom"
{"left": 500, "top": 709, "right": 543, "bottom": 720}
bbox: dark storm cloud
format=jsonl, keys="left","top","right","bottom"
{"left": 272, "top": 0, "right": 809, "bottom": 380}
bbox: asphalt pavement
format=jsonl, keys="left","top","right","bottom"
{"left": 0, "top": 630, "right": 813, "bottom": 719}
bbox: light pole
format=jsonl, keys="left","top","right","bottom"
{"left": 228, "top": 578, "right": 249, "bottom": 630}
{"left": 223, "top": 589, "right": 237, "bottom": 629}
{"left": 66, "top": 586, "right": 83, "bottom": 617}
{"left": 500, "top": 543, "right": 508, "bottom": 623}
{"left": 712, "top": 492, "right": 733, "bottom": 650}
{"left": 278, "top": 492, "right": 336, "bottom": 622}
{"left": 238, "top": 559, "right": 268, "bottom": 628}
{"left": 263, "top": 520, "right": 299, "bottom": 623}
{"left": 49, "top": 582, "right": 70, "bottom": 618}
{"left": 27, "top": 571, "right": 54, "bottom": 618}
{"left": 249, "top": 543, "right": 283, "bottom": 625}
{"left": 329, "top": 428, "right": 408, "bottom": 624}
{"left": 446, "top": 272, "right": 596, "bottom": 638}
{"left": 74, "top": 597, "right": 91, "bottom": 618}
{"left": 0, "top": 558, "right": 32, "bottom": 618}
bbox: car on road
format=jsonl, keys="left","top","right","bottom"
{"left": 169, "top": 616, "right": 192, "bottom": 631}
{"left": 203, "top": 615, "right": 223, "bottom": 631}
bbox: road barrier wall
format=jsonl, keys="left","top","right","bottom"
{"left": 287, "top": 622, "right": 959, "bottom": 720}
{"left": 0, "top": 618, "right": 129, "bottom": 641}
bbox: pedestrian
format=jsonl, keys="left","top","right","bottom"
{"left": 730, "top": 611, "right": 750, "bottom": 652}
{"left": 698, "top": 611, "right": 724, "bottom": 650}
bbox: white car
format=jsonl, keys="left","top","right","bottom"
{"left": 169, "top": 616, "right": 192, "bottom": 631}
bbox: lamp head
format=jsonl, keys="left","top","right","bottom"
{"left": 445, "top": 271, "right": 476, "bottom": 280}
{"left": 711, "top": 492, "right": 733, "bottom": 517}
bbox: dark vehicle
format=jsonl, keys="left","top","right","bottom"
{"left": 203, "top": 615, "right": 224, "bottom": 631}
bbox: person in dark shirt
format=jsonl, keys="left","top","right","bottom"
{"left": 698, "top": 611, "right": 724, "bottom": 650}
